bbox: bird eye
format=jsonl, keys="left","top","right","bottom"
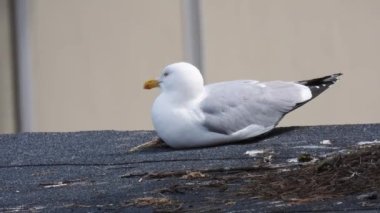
{"left": 163, "top": 72, "right": 169, "bottom": 77}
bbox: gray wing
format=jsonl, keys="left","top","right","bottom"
{"left": 200, "top": 80, "right": 309, "bottom": 135}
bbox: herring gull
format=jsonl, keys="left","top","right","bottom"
{"left": 143, "top": 62, "right": 341, "bottom": 148}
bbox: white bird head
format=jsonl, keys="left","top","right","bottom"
{"left": 144, "top": 62, "right": 204, "bottom": 101}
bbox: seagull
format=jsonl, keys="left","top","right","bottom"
{"left": 143, "top": 62, "right": 341, "bottom": 149}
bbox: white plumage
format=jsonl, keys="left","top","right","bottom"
{"left": 144, "top": 62, "right": 340, "bottom": 148}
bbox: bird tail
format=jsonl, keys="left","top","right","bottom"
{"left": 298, "top": 73, "right": 342, "bottom": 99}
{"left": 292, "top": 73, "right": 342, "bottom": 110}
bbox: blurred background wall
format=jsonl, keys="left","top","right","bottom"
{"left": 0, "top": 0, "right": 17, "bottom": 133}
{"left": 0, "top": 0, "right": 379, "bottom": 133}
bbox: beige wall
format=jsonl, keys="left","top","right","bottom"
{"left": 3, "top": 0, "right": 380, "bottom": 132}
{"left": 202, "top": 0, "right": 380, "bottom": 126}
{"left": 0, "top": 0, "right": 17, "bottom": 133}
{"left": 30, "top": 0, "right": 183, "bottom": 131}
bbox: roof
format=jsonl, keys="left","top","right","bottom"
{"left": 0, "top": 124, "right": 379, "bottom": 212}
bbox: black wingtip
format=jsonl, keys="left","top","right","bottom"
{"left": 298, "top": 73, "right": 342, "bottom": 87}
{"left": 297, "top": 72, "right": 342, "bottom": 102}
{"left": 324, "top": 73, "right": 343, "bottom": 83}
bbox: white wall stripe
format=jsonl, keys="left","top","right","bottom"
{"left": 182, "top": 0, "right": 204, "bottom": 73}
{"left": 13, "top": 0, "right": 34, "bottom": 132}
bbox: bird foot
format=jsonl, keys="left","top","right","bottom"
{"left": 128, "top": 137, "right": 166, "bottom": 152}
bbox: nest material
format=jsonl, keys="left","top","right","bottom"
{"left": 245, "top": 145, "right": 380, "bottom": 203}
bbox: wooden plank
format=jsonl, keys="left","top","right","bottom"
{"left": 0, "top": 124, "right": 379, "bottom": 212}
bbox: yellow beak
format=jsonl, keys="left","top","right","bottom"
{"left": 144, "top": 79, "right": 160, "bottom": 89}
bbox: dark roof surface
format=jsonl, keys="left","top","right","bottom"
{"left": 0, "top": 124, "right": 379, "bottom": 212}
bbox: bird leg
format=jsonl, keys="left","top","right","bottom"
{"left": 128, "top": 137, "right": 166, "bottom": 153}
